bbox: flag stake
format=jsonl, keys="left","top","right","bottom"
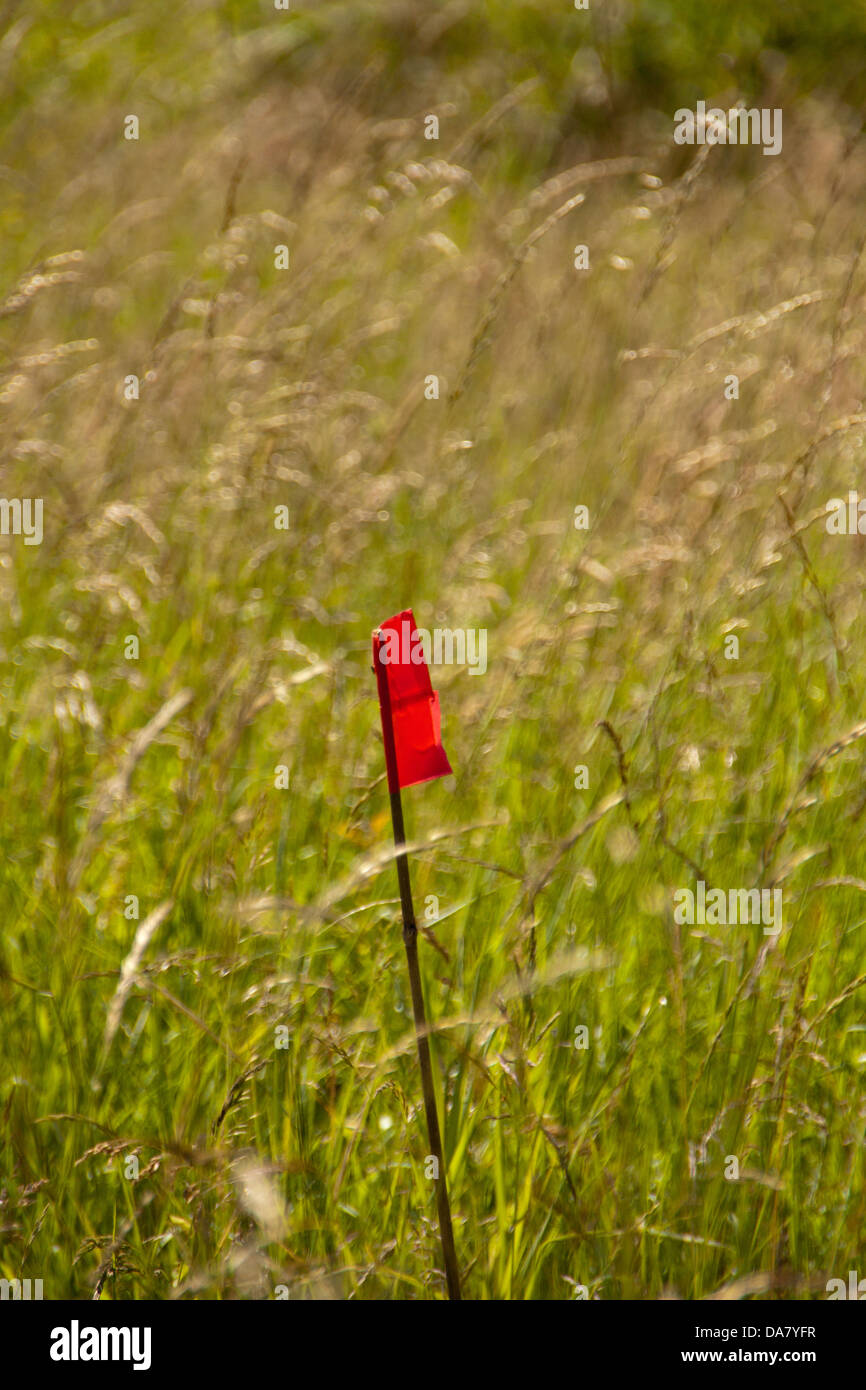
{"left": 374, "top": 629, "right": 462, "bottom": 1302}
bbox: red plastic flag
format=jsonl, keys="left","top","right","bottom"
{"left": 372, "top": 609, "right": 453, "bottom": 792}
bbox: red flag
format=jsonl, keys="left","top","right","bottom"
{"left": 373, "top": 609, "right": 453, "bottom": 792}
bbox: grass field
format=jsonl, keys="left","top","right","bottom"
{"left": 1, "top": 2, "right": 865, "bottom": 1300}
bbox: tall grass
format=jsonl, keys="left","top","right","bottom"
{"left": 1, "top": 2, "right": 865, "bottom": 1299}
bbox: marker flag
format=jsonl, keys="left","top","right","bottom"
{"left": 372, "top": 609, "right": 453, "bottom": 792}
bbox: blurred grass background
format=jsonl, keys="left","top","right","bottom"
{"left": 1, "top": 0, "right": 865, "bottom": 1299}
